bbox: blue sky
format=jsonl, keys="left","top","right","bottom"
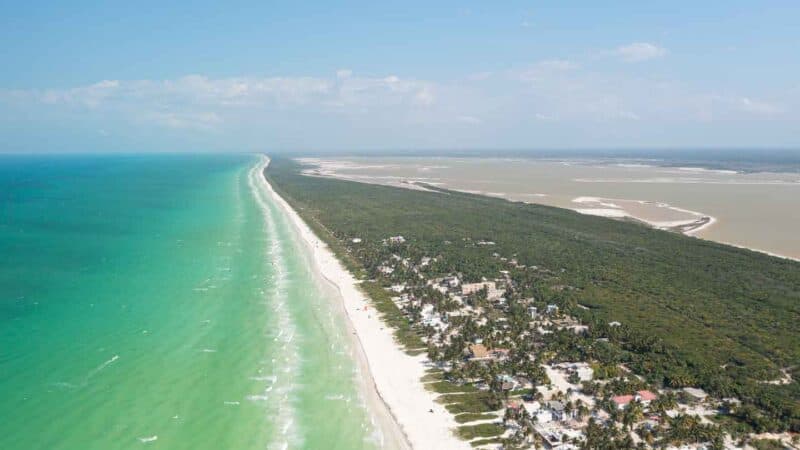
{"left": 1, "top": 1, "right": 799, "bottom": 152}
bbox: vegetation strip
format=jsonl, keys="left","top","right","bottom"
{"left": 266, "top": 157, "right": 800, "bottom": 448}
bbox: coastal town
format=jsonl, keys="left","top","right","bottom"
{"left": 8, "top": 1, "right": 800, "bottom": 448}
{"left": 347, "top": 234, "right": 798, "bottom": 450}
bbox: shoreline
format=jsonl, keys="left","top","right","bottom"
{"left": 569, "top": 195, "right": 718, "bottom": 235}
{"left": 257, "top": 156, "right": 470, "bottom": 450}
{"left": 296, "top": 160, "right": 799, "bottom": 262}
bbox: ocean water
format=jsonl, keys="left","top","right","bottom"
{"left": 0, "top": 154, "right": 379, "bottom": 449}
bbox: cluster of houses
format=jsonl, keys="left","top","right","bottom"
{"left": 361, "top": 234, "right": 760, "bottom": 449}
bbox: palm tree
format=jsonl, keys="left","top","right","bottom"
{"left": 652, "top": 391, "right": 677, "bottom": 414}
{"left": 622, "top": 400, "right": 644, "bottom": 430}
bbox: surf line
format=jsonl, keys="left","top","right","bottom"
{"left": 248, "top": 159, "right": 303, "bottom": 449}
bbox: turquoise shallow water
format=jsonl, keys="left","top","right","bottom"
{"left": 0, "top": 154, "right": 378, "bottom": 450}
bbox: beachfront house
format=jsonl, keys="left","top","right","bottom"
{"left": 465, "top": 344, "right": 509, "bottom": 362}
{"left": 391, "top": 294, "right": 410, "bottom": 309}
{"left": 567, "top": 324, "right": 589, "bottom": 334}
{"left": 555, "top": 362, "right": 593, "bottom": 382}
{"left": 444, "top": 275, "right": 460, "bottom": 288}
{"left": 534, "top": 422, "right": 584, "bottom": 449}
{"left": 547, "top": 400, "right": 568, "bottom": 421}
{"left": 682, "top": 387, "right": 708, "bottom": 404}
{"left": 498, "top": 374, "right": 518, "bottom": 391}
{"left": 432, "top": 284, "right": 449, "bottom": 295}
{"left": 612, "top": 390, "right": 658, "bottom": 410}
{"left": 420, "top": 304, "right": 447, "bottom": 332}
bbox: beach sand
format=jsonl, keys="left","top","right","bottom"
{"left": 258, "top": 156, "right": 469, "bottom": 450}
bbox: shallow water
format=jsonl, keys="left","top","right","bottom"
{"left": 300, "top": 156, "right": 800, "bottom": 259}
{"left": 0, "top": 154, "right": 378, "bottom": 449}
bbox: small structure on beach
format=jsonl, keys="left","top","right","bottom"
{"left": 546, "top": 400, "right": 568, "bottom": 421}
{"left": 465, "top": 344, "right": 509, "bottom": 362}
{"left": 683, "top": 387, "right": 708, "bottom": 403}
{"left": 534, "top": 422, "right": 583, "bottom": 449}
{"left": 612, "top": 390, "right": 658, "bottom": 409}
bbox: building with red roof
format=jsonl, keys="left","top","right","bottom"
{"left": 611, "top": 390, "right": 657, "bottom": 409}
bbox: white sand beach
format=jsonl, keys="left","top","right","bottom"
{"left": 257, "top": 156, "right": 469, "bottom": 450}
{"left": 570, "top": 196, "right": 718, "bottom": 234}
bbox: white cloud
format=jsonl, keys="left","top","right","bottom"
{"left": 40, "top": 79, "right": 121, "bottom": 108}
{"left": 1, "top": 65, "right": 795, "bottom": 149}
{"left": 145, "top": 111, "right": 222, "bottom": 130}
{"left": 34, "top": 73, "right": 435, "bottom": 111}
{"left": 611, "top": 42, "right": 667, "bottom": 62}
{"left": 5, "top": 72, "right": 435, "bottom": 131}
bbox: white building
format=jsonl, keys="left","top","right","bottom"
{"left": 683, "top": 387, "right": 708, "bottom": 403}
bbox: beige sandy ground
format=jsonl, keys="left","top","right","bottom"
{"left": 258, "top": 156, "right": 469, "bottom": 450}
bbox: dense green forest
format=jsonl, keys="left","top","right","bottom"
{"left": 265, "top": 156, "right": 800, "bottom": 431}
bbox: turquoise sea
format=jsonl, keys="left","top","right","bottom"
{"left": 0, "top": 154, "right": 379, "bottom": 449}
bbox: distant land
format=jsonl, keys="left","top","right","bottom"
{"left": 266, "top": 155, "right": 800, "bottom": 449}
{"left": 281, "top": 149, "right": 800, "bottom": 174}
{"left": 293, "top": 153, "right": 800, "bottom": 261}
